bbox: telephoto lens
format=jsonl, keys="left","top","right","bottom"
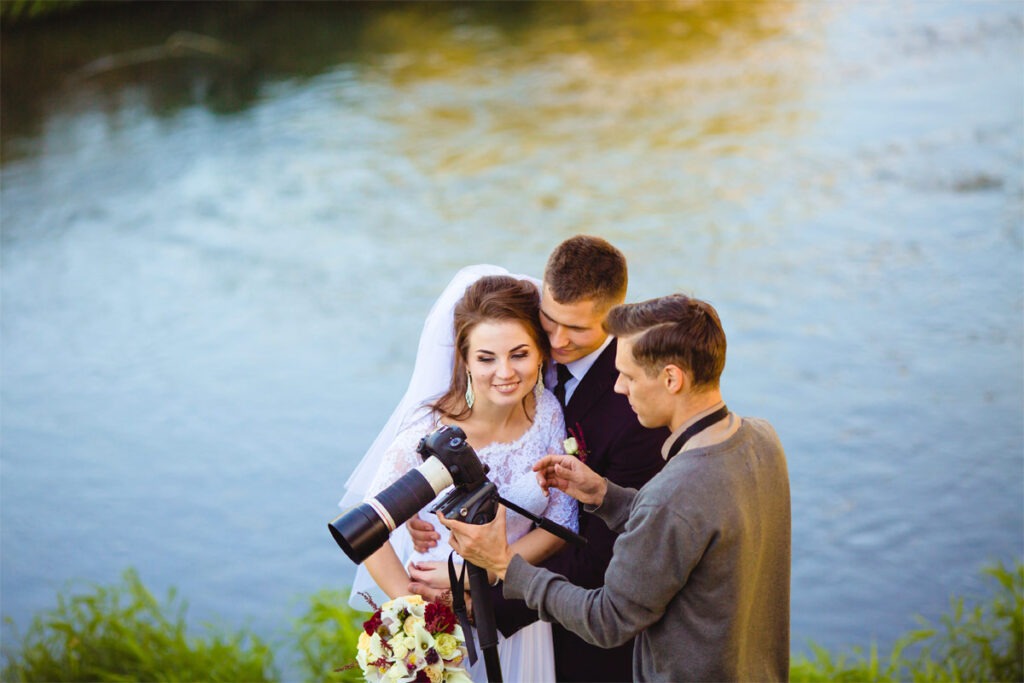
{"left": 328, "top": 424, "right": 496, "bottom": 565}
{"left": 329, "top": 456, "right": 452, "bottom": 564}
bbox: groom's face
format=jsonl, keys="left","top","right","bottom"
{"left": 539, "top": 286, "right": 608, "bottom": 364}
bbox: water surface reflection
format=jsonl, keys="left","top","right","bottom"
{"left": 1, "top": 0, "right": 1021, "bottom": 674}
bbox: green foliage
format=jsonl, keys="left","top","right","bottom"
{"left": 4, "top": 562, "right": 1019, "bottom": 682}
{"left": 290, "top": 589, "right": 368, "bottom": 683}
{"left": 0, "top": 0, "right": 80, "bottom": 24}
{"left": 0, "top": 569, "right": 277, "bottom": 683}
{"left": 792, "top": 560, "right": 1024, "bottom": 683}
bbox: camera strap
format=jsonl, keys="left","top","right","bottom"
{"left": 665, "top": 405, "right": 730, "bottom": 461}
{"left": 448, "top": 553, "right": 478, "bottom": 665}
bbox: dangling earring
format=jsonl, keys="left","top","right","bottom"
{"left": 465, "top": 370, "right": 475, "bottom": 409}
{"left": 534, "top": 363, "right": 544, "bottom": 401}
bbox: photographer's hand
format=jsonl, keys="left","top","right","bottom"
{"left": 406, "top": 514, "right": 440, "bottom": 553}
{"left": 534, "top": 454, "right": 607, "bottom": 507}
{"left": 438, "top": 506, "right": 515, "bottom": 581}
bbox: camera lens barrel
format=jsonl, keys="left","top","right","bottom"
{"left": 329, "top": 456, "right": 453, "bottom": 564}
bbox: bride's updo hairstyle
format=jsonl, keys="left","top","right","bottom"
{"left": 431, "top": 275, "right": 550, "bottom": 420}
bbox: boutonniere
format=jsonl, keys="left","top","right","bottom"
{"left": 562, "top": 423, "right": 589, "bottom": 463}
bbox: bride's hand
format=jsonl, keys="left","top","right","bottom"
{"left": 407, "top": 581, "right": 450, "bottom": 604}
{"left": 407, "top": 560, "right": 454, "bottom": 591}
{"left": 406, "top": 514, "right": 440, "bottom": 553}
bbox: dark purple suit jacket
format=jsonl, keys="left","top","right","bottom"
{"left": 491, "top": 339, "right": 668, "bottom": 682}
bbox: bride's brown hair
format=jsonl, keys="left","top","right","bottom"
{"left": 430, "top": 275, "right": 550, "bottom": 421}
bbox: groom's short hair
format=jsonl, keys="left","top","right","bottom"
{"left": 544, "top": 235, "right": 627, "bottom": 311}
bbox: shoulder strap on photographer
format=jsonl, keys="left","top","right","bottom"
{"left": 448, "top": 552, "right": 478, "bottom": 665}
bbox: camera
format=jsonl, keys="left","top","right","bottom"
{"left": 328, "top": 425, "right": 499, "bottom": 565}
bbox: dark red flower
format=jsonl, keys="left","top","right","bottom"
{"left": 362, "top": 609, "right": 383, "bottom": 636}
{"left": 424, "top": 601, "right": 457, "bottom": 634}
{"left": 569, "top": 424, "right": 589, "bottom": 463}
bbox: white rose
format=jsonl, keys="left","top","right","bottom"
{"left": 445, "top": 668, "right": 474, "bottom": 683}
{"left": 367, "top": 632, "right": 386, "bottom": 659}
{"left": 563, "top": 436, "right": 579, "bottom": 454}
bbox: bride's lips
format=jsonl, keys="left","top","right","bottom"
{"left": 492, "top": 381, "right": 521, "bottom": 394}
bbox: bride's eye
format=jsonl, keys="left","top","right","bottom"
{"left": 476, "top": 355, "right": 495, "bottom": 363}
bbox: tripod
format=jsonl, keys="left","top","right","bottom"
{"left": 449, "top": 494, "right": 587, "bottom": 683}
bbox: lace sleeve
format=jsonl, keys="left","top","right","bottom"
{"left": 538, "top": 390, "right": 579, "bottom": 532}
{"left": 364, "top": 412, "right": 433, "bottom": 498}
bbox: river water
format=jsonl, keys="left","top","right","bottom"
{"left": 2, "top": 0, "right": 1021, "bottom": 675}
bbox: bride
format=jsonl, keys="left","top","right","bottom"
{"left": 339, "top": 265, "right": 577, "bottom": 682}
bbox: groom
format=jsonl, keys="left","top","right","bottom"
{"left": 408, "top": 235, "right": 668, "bottom": 682}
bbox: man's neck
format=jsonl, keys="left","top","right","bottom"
{"left": 562, "top": 334, "right": 612, "bottom": 376}
{"left": 669, "top": 390, "right": 724, "bottom": 433}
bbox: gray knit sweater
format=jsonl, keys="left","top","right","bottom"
{"left": 504, "top": 417, "right": 791, "bottom": 682}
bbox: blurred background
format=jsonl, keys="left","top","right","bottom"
{"left": 2, "top": 0, "right": 1021, "bottom": 677}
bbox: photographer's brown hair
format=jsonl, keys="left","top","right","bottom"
{"left": 604, "top": 294, "right": 726, "bottom": 390}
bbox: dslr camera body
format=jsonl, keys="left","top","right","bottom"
{"left": 420, "top": 425, "right": 500, "bottom": 526}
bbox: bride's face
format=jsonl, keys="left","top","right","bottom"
{"left": 465, "top": 320, "right": 542, "bottom": 409}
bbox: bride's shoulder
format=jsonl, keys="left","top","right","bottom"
{"left": 534, "top": 388, "right": 563, "bottom": 421}
{"left": 394, "top": 406, "right": 440, "bottom": 441}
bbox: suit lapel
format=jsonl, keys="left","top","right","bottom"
{"left": 563, "top": 339, "right": 618, "bottom": 430}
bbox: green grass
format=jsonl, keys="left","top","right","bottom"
{"left": 290, "top": 590, "right": 366, "bottom": 683}
{"left": 3, "top": 562, "right": 1021, "bottom": 682}
{"left": 792, "top": 560, "right": 1023, "bottom": 682}
{"left": 0, "top": 0, "right": 81, "bottom": 24}
{"left": 0, "top": 569, "right": 277, "bottom": 682}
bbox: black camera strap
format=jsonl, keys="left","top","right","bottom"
{"left": 448, "top": 553, "right": 478, "bottom": 666}
{"left": 666, "top": 405, "right": 730, "bottom": 461}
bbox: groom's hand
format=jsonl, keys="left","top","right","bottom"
{"left": 534, "top": 454, "right": 607, "bottom": 507}
{"left": 406, "top": 514, "right": 440, "bottom": 552}
{"left": 438, "top": 506, "right": 514, "bottom": 581}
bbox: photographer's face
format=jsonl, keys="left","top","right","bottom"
{"left": 613, "top": 335, "right": 673, "bottom": 429}
{"left": 466, "top": 320, "right": 542, "bottom": 409}
{"left": 540, "top": 287, "right": 608, "bottom": 364}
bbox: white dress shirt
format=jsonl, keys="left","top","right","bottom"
{"left": 547, "top": 335, "right": 614, "bottom": 405}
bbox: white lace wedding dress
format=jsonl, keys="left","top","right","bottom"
{"left": 365, "top": 389, "right": 577, "bottom": 683}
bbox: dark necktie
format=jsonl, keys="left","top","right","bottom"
{"left": 553, "top": 363, "right": 573, "bottom": 408}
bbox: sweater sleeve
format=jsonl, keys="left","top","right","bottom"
{"left": 586, "top": 479, "right": 636, "bottom": 534}
{"left": 503, "top": 490, "right": 700, "bottom": 649}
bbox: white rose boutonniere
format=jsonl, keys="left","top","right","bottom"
{"left": 563, "top": 424, "right": 589, "bottom": 463}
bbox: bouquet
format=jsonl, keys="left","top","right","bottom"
{"left": 355, "top": 594, "right": 472, "bottom": 683}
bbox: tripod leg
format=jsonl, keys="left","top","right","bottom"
{"left": 467, "top": 562, "right": 503, "bottom": 682}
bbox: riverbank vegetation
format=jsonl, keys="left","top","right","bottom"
{"left": 0, "top": 0, "right": 80, "bottom": 23}
{"left": 2, "top": 562, "right": 1020, "bottom": 682}
{"left": 791, "top": 562, "right": 1022, "bottom": 682}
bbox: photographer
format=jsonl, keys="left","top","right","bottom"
{"left": 441, "top": 294, "right": 791, "bottom": 682}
